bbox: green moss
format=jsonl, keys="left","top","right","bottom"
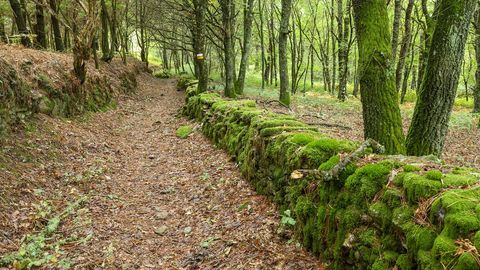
{"left": 395, "top": 254, "right": 412, "bottom": 270}
{"left": 442, "top": 174, "right": 480, "bottom": 187}
{"left": 381, "top": 188, "right": 403, "bottom": 208}
{"left": 358, "top": 228, "right": 378, "bottom": 246}
{"left": 404, "top": 164, "right": 421, "bottom": 172}
{"left": 259, "top": 126, "right": 318, "bottom": 137}
{"left": 432, "top": 235, "right": 457, "bottom": 266}
{"left": 474, "top": 231, "right": 480, "bottom": 251}
{"left": 392, "top": 206, "right": 414, "bottom": 227}
{"left": 294, "top": 196, "right": 315, "bottom": 219}
{"left": 455, "top": 253, "right": 479, "bottom": 270}
{"left": 443, "top": 211, "right": 480, "bottom": 237}
{"left": 345, "top": 162, "right": 394, "bottom": 202}
{"left": 425, "top": 170, "right": 443, "bottom": 181}
{"left": 417, "top": 250, "right": 440, "bottom": 269}
{"left": 403, "top": 173, "right": 442, "bottom": 204}
{"left": 403, "top": 222, "right": 436, "bottom": 254}
{"left": 369, "top": 202, "right": 392, "bottom": 230}
{"left": 319, "top": 155, "right": 340, "bottom": 171}
{"left": 176, "top": 125, "right": 193, "bottom": 139}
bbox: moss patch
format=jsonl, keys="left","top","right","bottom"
{"left": 176, "top": 125, "right": 193, "bottom": 139}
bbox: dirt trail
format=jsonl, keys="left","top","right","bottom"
{"left": 36, "top": 74, "right": 322, "bottom": 269}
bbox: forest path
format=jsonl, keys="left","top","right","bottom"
{"left": 63, "top": 74, "right": 322, "bottom": 269}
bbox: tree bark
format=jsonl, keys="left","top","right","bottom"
{"left": 101, "top": 0, "right": 112, "bottom": 61}
{"left": 8, "top": 0, "right": 31, "bottom": 47}
{"left": 352, "top": 0, "right": 405, "bottom": 154}
{"left": 220, "top": 0, "right": 236, "bottom": 97}
{"left": 35, "top": 0, "right": 47, "bottom": 49}
{"left": 474, "top": 7, "right": 480, "bottom": 113}
{"left": 0, "top": 16, "right": 7, "bottom": 43}
{"left": 395, "top": 0, "right": 414, "bottom": 92}
{"left": 279, "top": 0, "right": 293, "bottom": 105}
{"left": 406, "top": 0, "right": 477, "bottom": 156}
{"left": 391, "top": 0, "right": 402, "bottom": 63}
{"left": 235, "top": 0, "right": 255, "bottom": 95}
{"left": 193, "top": 0, "right": 208, "bottom": 93}
{"left": 49, "top": 0, "right": 64, "bottom": 51}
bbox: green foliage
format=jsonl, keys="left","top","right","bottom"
{"left": 281, "top": 209, "right": 296, "bottom": 226}
{"left": 176, "top": 125, "right": 193, "bottom": 139}
{"left": 0, "top": 196, "right": 88, "bottom": 269}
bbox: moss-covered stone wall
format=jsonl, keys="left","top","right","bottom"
{"left": 0, "top": 57, "right": 140, "bottom": 134}
{"left": 184, "top": 87, "right": 480, "bottom": 269}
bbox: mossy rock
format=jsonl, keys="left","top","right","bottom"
{"left": 425, "top": 170, "right": 443, "bottom": 181}
{"left": 431, "top": 235, "right": 457, "bottom": 266}
{"left": 176, "top": 125, "right": 193, "bottom": 139}
{"left": 403, "top": 173, "right": 442, "bottom": 204}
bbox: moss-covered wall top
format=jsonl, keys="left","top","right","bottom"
{"left": 184, "top": 86, "right": 480, "bottom": 270}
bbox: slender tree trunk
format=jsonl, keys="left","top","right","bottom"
{"left": 35, "top": 1, "right": 47, "bottom": 48}
{"left": 110, "top": 0, "right": 118, "bottom": 53}
{"left": 193, "top": 0, "right": 208, "bottom": 92}
{"left": 474, "top": 7, "right": 480, "bottom": 113}
{"left": 395, "top": 0, "right": 414, "bottom": 92}
{"left": 49, "top": 0, "right": 64, "bottom": 51}
{"left": 330, "top": 0, "right": 336, "bottom": 95}
{"left": 279, "top": 0, "right": 293, "bottom": 105}
{"left": 235, "top": 0, "right": 255, "bottom": 95}
{"left": 8, "top": 0, "right": 31, "bottom": 47}
{"left": 220, "top": 0, "right": 236, "bottom": 97}
{"left": 0, "top": 15, "right": 7, "bottom": 43}
{"left": 352, "top": 0, "right": 405, "bottom": 154}
{"left": 259, "top": 0, "right": 265, "bottom": 90}
{"left": 391, "top": 0, "right": 402, "bottom": 63}
{"left": 101, "top": 0, "right": 112, "bottom": 61}
{"left": 406, "top": 0, "right": 477, "bottom": 156}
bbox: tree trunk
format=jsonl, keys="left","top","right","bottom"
{"left": 330, "top": 0, "right": 336, "bottom": 95}
{"left": 8, "top": 0, "right": 31, "bottom": 47}
{"left": 352, "top": 0, "right": 405, "bottom": 154}
{"left": 391, "top": 0, "right": 402, "bottom": 63}
{"left": 395, "top": 0, "right": 414, "bottom": 92}
{"left": 35, "top": 1, "right": 47, "bottom": 48}
{"left": 0, "top": 16, "right": 7, "bottom": 43}
{"left": 259, "top": 0, "right": 265, "bottom": 90}
{"left": 193, "top": 0, "right": 208, "bottom": 92}
{"left": 110, "top": 0, "right": 118, "bottom": 53}
{"left": 279, "top": 0, "right": 293, "bottom": 105}
{"left": 235, "top": 0, "right": 255, "bottom": 95}
{"left": 101, "top": 0, "right": 112, "bottom": 61}
{"left": 49, "top": 0, "right": 64, "bottom": 51}
{"left": 474, "top": 7, "right": 480, "bottom": 113}
{"left": 406, "top": 0, "right": 477, "bottom": 156}
{"left": 220, "top": 0, "right": 236, "bottom": 97}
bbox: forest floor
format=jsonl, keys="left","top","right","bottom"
{"left": 0, "top": 74, "right": 322, "bottom": 269}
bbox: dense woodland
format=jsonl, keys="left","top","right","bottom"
{"left": 1, "top": 0, "right": 479, "bottom": 156}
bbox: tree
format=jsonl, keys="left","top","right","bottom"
{"left": 69, "top": 0, "right": 100, "bottom": 84}
{"left": 406, "top": 0, "right": 477, "bottom": 156}
{"left": 219, "top": 0, "right": 236, "bottom": 98}
{"left": 391, "top": 0, "right": 402, "bottom": 63}
{"left": 8, "top": 0, "right": 31, "bottom": 47}
{"left": 192, "top": 0, "right": 208, "bottom": 93}
{"left": 352, "top": 0, "right": 405, "bottom": 154}
{"left": 279, "top": 0, "right": 293, "bottom": 106}
{"left": 474, "top": 6, "right": 480, "bottom": 113}
{"left": 234, "top": 0, "right": 255, "bottom": 95}
{"left": 394, "top": 0, "right": 414, "bottom": 92}
{"left": 101, "top": 0, "right": 113, "bottom": 61}
{"left": 34, "top": 0, "right": 47, "bottom": 49}
{"left": 49, "top": 0, "right": 64, "bottom": 51}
